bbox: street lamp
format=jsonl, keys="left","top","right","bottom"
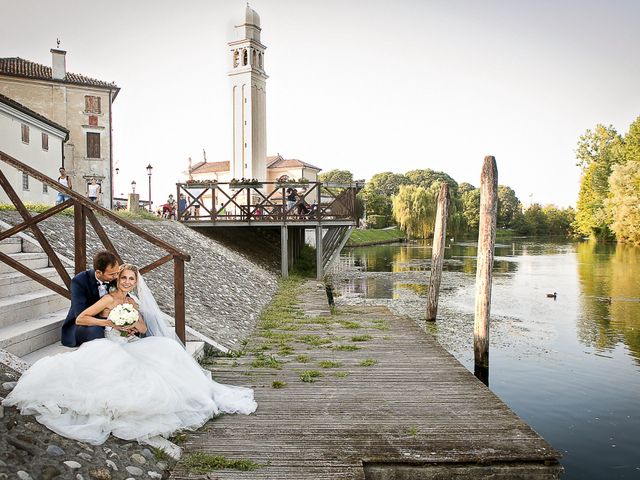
{"left": 131, "top": 180, "right": 136, "bottom": 194}
{"left": 146, "top": 164, "right": 153, "bottom": 212}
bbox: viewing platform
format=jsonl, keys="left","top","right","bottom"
{"left": 176, "top": 181, "right": 361, "bottom": 279}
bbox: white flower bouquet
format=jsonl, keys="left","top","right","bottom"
{"left": 108, "top": 303, "right": 139, "bottom": 337}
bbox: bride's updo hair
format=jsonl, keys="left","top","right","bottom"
{"left": 118, "top": 263, "right": 139, "bottom": 282}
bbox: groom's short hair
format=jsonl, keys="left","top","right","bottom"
{"left": 93, "top": 251, "right": 118, "bottom": 272}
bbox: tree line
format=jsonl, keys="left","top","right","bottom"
{"left": 319, "top": 169, "right": 575, "bottom": 239}
{"left": 574, "top": 116, "right": 640, "bottom": 245}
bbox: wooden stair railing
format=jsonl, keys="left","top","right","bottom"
{"left": 0, "top": 150, "right": 191, "bottom": 344}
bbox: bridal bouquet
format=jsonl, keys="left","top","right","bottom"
{"left": 108, "top": 303, "right": 139, "bottom": 337}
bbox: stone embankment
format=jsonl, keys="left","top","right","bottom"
{"left": 0, "top": 212, "right": 279, "bottom": 350}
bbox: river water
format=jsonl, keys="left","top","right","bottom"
{"left": 330, "top": 238, "right": 640, "bottom": 479}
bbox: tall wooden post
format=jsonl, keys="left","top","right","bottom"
{"left": 281, "top": 225, "right": 289, "bottom": 278}
{"left": 426, "top": 183, "right": 449, "bottom": 321}
{"left": 174, "top": 257, "right": 186, "bottom": 344}
{"left": 316, "top": 225, "right": 324, "bottom": 280}
{"left": 74, "top": 204, "right": 87, "bottom": 274}
{"left": 474, "top": 156, "right": 498, "bottom": 384}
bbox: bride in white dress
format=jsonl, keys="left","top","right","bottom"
{"left": 3, "top": 264, "right": 257, "bottom": 448}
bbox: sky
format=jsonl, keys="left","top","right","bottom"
{"left": 2, "top": 0, "right": 639, "bottom": 208}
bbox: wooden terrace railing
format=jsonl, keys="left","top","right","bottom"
{"left": 0, "top": 150, "right": 191, "bottom": 343}
{"left": 176, "top": 181, "right": 358, "bottom": 224}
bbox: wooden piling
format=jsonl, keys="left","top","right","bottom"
{"left": 426, "top": 183, "right": 449, "bottom": 321}
{"left": 474, "top": 156, "right": 498, "bottom": 375}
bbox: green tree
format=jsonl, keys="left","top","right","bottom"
{"left": 461, "top": 186, "right": 480, "bottom": 231}
{"left": 318, "top": 169, "right": 354, "bottom": 184}
{"left": 392, "top": 185, "right": 436, "bottom": 238}
{"left": 405, "top": 169, "right": 458, "bottom": 193}
{"left": 497, "top": 185, "right": 520, "bottom": 228}
{"left": 361, "top": 172, "right": 408, "bottom": 219}
{"left": 608, "top": 161, "right": 640, "bottom": 245}
{"left": 574, "top": 124, "right": 623, "bottom": 239}
{"left": 543, "top": 205, "right": 576, "bottom": 236}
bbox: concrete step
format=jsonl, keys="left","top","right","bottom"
{"left": 0, "top": 252, "right": 49, "bottom": 274}
{"left": 0, "top": 290, "right": 70, "bottom": 328}
{"left": 0, "top": 267, "right": 68, "bottom": 299}
{"left": 0, "top": 237, "right": 21, "bottom": 254}
{"left": 0, "top": 308, "right": 67, "bottom": 357}
{"left": 21, "top": 338, "right": 206, "bottom": 364}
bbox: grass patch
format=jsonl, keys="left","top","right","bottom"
{"left": 0, "top": 202, "right": 74, "bottom": 217}
{"left": 184, "top": 453, "right": 262, "bottom": 473}
{"left": 250, "top": 354, "right": 283, "bottom": 370}
{"left": 346, "top": 227, "right": 406, "bottom": 246}
{"left": 339, "top": 320, "right": 362, "bottom": 329}
{"left": 296, "top": 354, "right": 311, "bottom": 363}
{"left": 371, "top": 319, "right": 390, "bottom": 331}
{"left": 259, "top": 331, "right": 295, "bottom": 342}
{"left": 151, "top": 446, "right": 171, "bottom": 462}
{"left": 170, "top": 432, "right": 187, "bottom": 445}
{"left": 271, "top": 380, "right": 287, "bottom": 389}
{"left": 359, "top": 359, "right": 378, "bottom": 367}
{"left": 298, "top": 334, "right": 332, "bottom": 346}
{"left": 300, "top": 370, "right": 323, "bottom": 383}
{"left": 407, "top": 427, "right": 419, "bottom": 436}
{"left": 299, "top": 316, "right": 334, "bottom": 325}
{"left": 351, "top": 335, "right": 373, "bottom": 342}
{"left": 333, "top": 371, "right": 350, "bottom": 378}
{"left": 278, "top": 344, "right": 295, "bottom": 356}
{"left": 318, "top": 360, "right": 342, "bottom": 368}
{"left": 333, "top": 345, "right": 361, "bottom": 352}
{"left": 114, "top": 209, "right": 161, "bottom": 221}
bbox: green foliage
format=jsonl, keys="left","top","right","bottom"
{"left": 351, "top": 335, "right": 373, "bottom": 342}
{"left": 250, "top": 354, "right": 283, "bottom": 369}
{"left": 461, "top": 187, "right": 480, "bottom": 231}
{"left": 511, "top": 204, "right": 575, "bottom": 236}
{"left": 574, "top": 124, "right": 623, "bottom": 239}
{"left": 359, "top": 359, "right": 378, "bottom": 367}
{"left": 184, "top": 453, "right": 262, "bottom": 473}
{"left": 296, "top": 354, "right": 311, "bottom": 363}
{"left": 300, "top": 370, "right": 323, "bottom": 382}
{"left": 0, "top": 202, "right": 74, "bottom": 216}
{"left": 318, "top": 169, "right": 354, "bottom": 184}
{"left": 608, "top": 160, "right": 640, "bottom": 245}
{"left": 366, "top": 214, "right": 388, "bottom": 229}
{"left": 318, "top": 360, "right": 342, "bottom": 368}
{"left": 497, "top": 185, "right": 520, "bottom": 228}
{"left": 392, "top": 185, "right": 436, "bottom": 238}
{"left": 290, "top": 244, "right": 317, "bottom": 277}
{"left": 271, "top": 380, "right": 287, "bottom": 389}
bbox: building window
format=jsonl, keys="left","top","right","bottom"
{"left": 21, "top": 124, "right": 29, "bottom": 143}
{"left": 86, "top": 132, "right": 101, "bottom": 158}
{"left": 85, "top": 95, "right": 101, "bottom": 114}
{"left": 42, "top": 183, "right": 48, "bottom": 193}
{"left": 22, "top": 173, "right": 29, "bottom": 190}
{"left": 42, "top": 132, "right": 49, "bottom": 151}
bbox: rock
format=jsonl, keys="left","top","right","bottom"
{"left": 105, "top": 459, "right": 118, "bottom": 471}
{"left": 7, "top": 436, "right": 38, "bottom": 456}
{"left": 88, "top": 468, "right": 111, "bottom": 480}
{"left": 16, "top": 472, "right": 33, "bottom": 480}
{"left": 2, "top": 381, "right": 17, "bottom": 391}
{"left": 102, "top": 447, "right": 118, "bottom": 458}
{"left": 24, "top": 422, "right": 40, "bottom": 432}
{"left": 156, "top": 462, "right": 168, "bottom": 471}
{"left": 40, "top": 466, "right": 62, "bottom": 480}
{"left": 0, "top": 460, "right": 5, "bottom": 467}
{"left": 141, "top": 448, "right": 155, "bottom": 460}
{"left": 130, "top": 453, "right": 146, "bottom": 464}
{"left": 0, "top": 404, "right": 4, "bottom": 418}
{"left": 77, "top": 475, "right": 84, "bottom": 480}
{"left": 125, "top": 466, "right": 143, "bottom": 476}
{"left": 64, "top": 461, "right": 82, "bottom": 469}
{"left": 78, "top": 452, "right": 93, "bottom": 461}
{"left": 147, "top": 472, "right": 162, "bottom": 479}
{"left": 47, "top": 444, "right": 66, "bottom": 456}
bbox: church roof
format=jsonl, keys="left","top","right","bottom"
{"left": 0, "top": 57, "right": 120, "bottom": 94}
{"left": 0, "top": 92, "right": 69, "bottom": 139}
{"left": 190, "top": 160, "right": 230, "bottom": 174}
{"left": 267, "top": 155, "right": 321, "bottom": 171}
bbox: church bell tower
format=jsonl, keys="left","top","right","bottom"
{"left": 228, "top": 5, "right": 268, "bottom": 180}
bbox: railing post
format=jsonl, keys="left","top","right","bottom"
{"left": 474, "top": 156, "right": 498, "bottom": 385}
{"left": 174, "top": 257, "right": 186, "bottom": 344}
{"left": 316, "top": 183, "right": 321, "bottom": 221}
{"left": 74, "top": 203, "right": 86, "bottom": 274}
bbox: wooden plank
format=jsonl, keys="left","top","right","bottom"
{"left": 0, "top": 251, "right": 70, "bottom": 298}
{"left": 174, "top": 258, "right": 186, "bottom": 344}
{"left": 74, "top": 205, "right": 86, "bottom": 274}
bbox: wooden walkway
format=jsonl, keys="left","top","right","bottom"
{"left": 171, "top": 281, "right": 561, "bottom": 479}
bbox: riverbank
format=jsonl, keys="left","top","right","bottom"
{"left": 346, "top": 227, "right": 405, "bottom": 246}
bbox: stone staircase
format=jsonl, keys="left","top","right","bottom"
{"left": 0, "top": 235, "right": 71, "bottom": 361}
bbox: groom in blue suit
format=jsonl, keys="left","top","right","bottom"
{"left": 61, "top": 251, "right": 121, "bottom": 347}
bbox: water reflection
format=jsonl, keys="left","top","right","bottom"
{"left": 576, "top": 241, "right": 640, "bottom": 365}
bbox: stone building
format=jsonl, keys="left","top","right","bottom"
{"left": 0, "top": 93, "right": 69, "bottom": 204}
{"left": 0, "top": 49, "right": 120, "bottom": 208}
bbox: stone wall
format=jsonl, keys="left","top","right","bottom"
{"left": 0, "top": 212, "right": 279, "bottom": 350}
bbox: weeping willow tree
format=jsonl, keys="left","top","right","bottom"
{"left": 392, "top": 183, "right": 466, "bottom": 238}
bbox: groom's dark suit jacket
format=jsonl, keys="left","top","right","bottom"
{"left": 61, "top": 269, "right": 104, "bottom": 347}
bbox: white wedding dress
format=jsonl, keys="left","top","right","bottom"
{"left": 3, "top": 327, "right": 256, "bottom": 445}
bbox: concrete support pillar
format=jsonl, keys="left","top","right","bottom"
{"left": 316, "top": 225, "right": 323, "bottom": 280}
{"left": 281, "top": 225, "right": 288, "bottom": 278}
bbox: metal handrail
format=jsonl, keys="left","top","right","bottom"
{"left": 0, "top": 150, "right": 190, "bottom": 343}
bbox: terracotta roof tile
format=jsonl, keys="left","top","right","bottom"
{"left": 0, "top": 57, "right": 119, "bottom": 91}
{"left": 267, "top": 154, "right": 321, "bottom": 171}
{"left": 191, "top": 161, "right": 230, "bottom": 174}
